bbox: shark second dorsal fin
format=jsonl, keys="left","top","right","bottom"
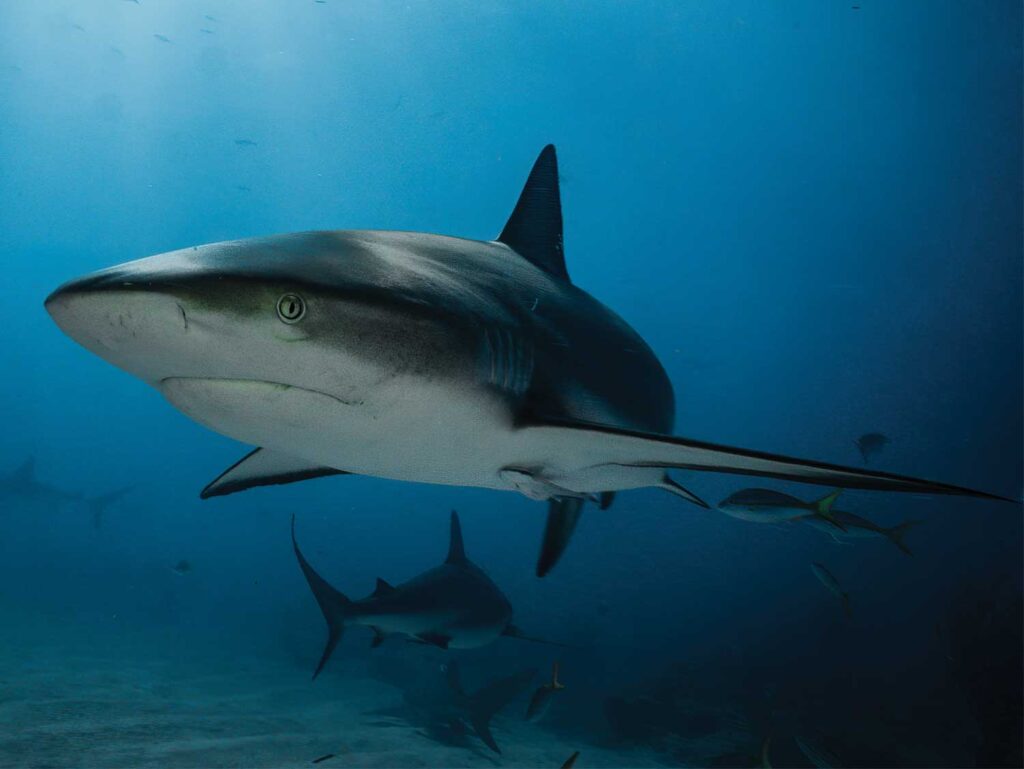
{"left": 446, "top": 510, "right": 466, "bottom": 563}
{"left": 497, "top": 145, "right": 569, "bottom": 282}
{"left": 372, "top": 577, "right": 395, "bottom": 597}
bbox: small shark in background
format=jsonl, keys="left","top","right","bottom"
{"left": 811, "top": 563, "right": 851, "bottom": 618}
{"left": 855, "top": 432, "right": 889, "bottom": 463}
{"left": 525, "top": 661, "right": 565, "bottom": 722}
{"left": 45, "top": 145, "right": 1011, "bottom": 577}
{"left": 233, "top": 138, "right": 257, "bottom": 147}
{"left": 292, "top": 511, "right": 559, "bottom": 679}
{"left": 718, "top": 488, "right": 846, "bottom": 530}
{"left": 0, "top": 458, "right": 80, "bottom": 508}
{"left": 443, "top": 660, "right": 536, "bottom": 754}
{"left": 86, "top": 486, "right": 133, "bottom": 530}
{"left": 153, "top": 34, "right": 172, "bottom": 44}
{"left": 171, "top": 559, "right": 192, "bottom": 575}
{"left": 803, "top": 510, "right": 921, "bottom": 555}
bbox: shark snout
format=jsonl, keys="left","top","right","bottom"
{"left": 45, "top": 269, "right": 192, "bottom": 380}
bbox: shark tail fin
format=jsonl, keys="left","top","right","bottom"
{"left": 291, "top": 515, "right": 352, "bottom": 680}
{"left": 813, "top": 490, "right": 846, "bottom": 531}
{"left": 886, "top": 520, "right": 922, "bottom": 556}
{"left": 466, "top": 668, "right": 538, "bottom": 754}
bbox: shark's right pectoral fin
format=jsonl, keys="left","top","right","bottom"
{"left": 519, "top": 419, "right": 1011, "bottom": 501}
{"left": 200, "top": 448, "right": 350, "bottom": 499}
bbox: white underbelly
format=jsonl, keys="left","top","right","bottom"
{"left": 159, "top": 376, "right": 520, "bottom": 489}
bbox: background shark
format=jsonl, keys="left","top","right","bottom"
{"left": 0, "top": 458, "right": 80, "bottom": 509}
{"left": 292, "top": 511, "right": 550, "bottom": 679}
{"left": 45, "top": 146, "right": 1011, "bottom": 575}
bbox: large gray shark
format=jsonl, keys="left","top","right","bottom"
{"left": 292, "top": 511, "right": 551, "bottom": 679}
{"left": 45, "top": 146, "right": 1009, "bottom": 575}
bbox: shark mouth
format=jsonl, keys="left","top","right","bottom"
{"left": 158, "top": 377, "right": 359, "bottom": 451}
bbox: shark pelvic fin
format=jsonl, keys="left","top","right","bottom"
{"left": 446, "top": 510, "right": 467, "bottom": 564}
{"left": 201, "top": 448, "right": 349, "bottom": 499}
{"left": 497, "top": 145, "right": 569, "bottom": 282}
{"left": 537, "top": 497, "right": 584, "bottom": 577}
{"left": 291, "top": 515, "right": 352, "bottom": 680}
{"left": 517, "top": 419, "right": 1012, "bottom": 501}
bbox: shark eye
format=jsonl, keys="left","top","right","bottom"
{"left": 276, "top": 293, "right": 306, "bottom": 324}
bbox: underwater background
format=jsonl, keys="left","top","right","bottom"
{"left": 0, "top": 1, "right": 1021, "bottom": 767}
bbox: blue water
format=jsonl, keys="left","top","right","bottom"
{"left": 0, "top": 2, "right": 1020, "bottom": 767}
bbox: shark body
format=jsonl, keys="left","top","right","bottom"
{"left": 292, "top": 511, "right": 548, "bottom": 679}
{"left": 45, "top": 146, "right": 1009, "bottom": 574}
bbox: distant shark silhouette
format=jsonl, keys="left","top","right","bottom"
{"left": 46, "top": 146, "right": 1012, "bottom": 576}
{"left": 0, "top": 458, "right": 80, "bottom": 507}
{"left": 292, "top": 511, "right": 560, "bottom": 679}
{"left": 87, "top": 486, "right": 134, "bottom": 530}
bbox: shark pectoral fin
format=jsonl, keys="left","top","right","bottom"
{"left": 598, "top": 491, "right": 616, "bottom": 510}
{"left": 658, "top": 474, "right": 709, "bottom": 508}
{"left": 537, "top": 497, "right": 585, "bottom": 577}
{"left": 517, "top": 419, "right": 1010, "bottom": 501}
{"left": 201, "top": 448, "right": 350, "bottom": 499}
{"left": 561, "top": 751, "right": 581, "bottom": 769}
{"left": 416, "top": 632, "right": 451, "bottom": 649}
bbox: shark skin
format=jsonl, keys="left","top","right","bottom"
{"left": 44, "top": 146, "right": 1013, "bottom": 575}
{"left": 291, "top": 511, "right": 551, "bottom": 679}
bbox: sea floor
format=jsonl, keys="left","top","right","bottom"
{"left": 0, "top": 612, "right": 673, "bottom": 769}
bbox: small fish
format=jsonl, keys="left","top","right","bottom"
{"left": 200, "top": 28, "right": 215, "bottom": 34}
{"left": 109, "top": 46, "right": 125, "bottom": 58}
{"left": 234, "top": 138, "right": 257, "bottom": 147}
{"left": 171, "top": 559, "right": 192, "bottom": 575}
{"left": 525, "top": 662, "right": 565, "bottom": 722}
{"left": 124, "top": 0, "right": 140, "bottom": 4}
{"left": 855, "top": 432, "right": 889, "bottom": 463}
{"left": 153, "top": 34, "right": 172, "bottom": 44}
{"left": 235, "top": 185, "right": 251, "bottom": 193}
{"left": 204, "top": 15, "right": 218, "bottom": 22}
{"left": 561, "top": 752, "right": 580, "bottom": 769}
{"left": 803, "top": 511, "right": 921, "bottom": 555}
{"left": 311, "top": 755, "right": 334, "bottom": 765}
{"left": 71, "top": 24, "right": 86, "bottom": 32}
{"left": 811, "top": 563, "right": 851, "bottom": 618}
{"left": 719, "top": 488, "right": 846, "bottom": 530}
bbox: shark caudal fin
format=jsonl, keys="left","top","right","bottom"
{"left": 886, "top": 520, "right": 923, "bottom": 556}
{"left": 813, "top": 490, "right": 846, "bottom": 531}
{"left": 517, "top": 419, "right": 1012, "bottom": 501}
{"left": 465, "top": 667, "right": 538, "bottom": 754}
{"left": 291, "top": 515, "right": 352, "bottom": 680}
{"left": 86, "top": 486, "right": 133, "bottom": 531}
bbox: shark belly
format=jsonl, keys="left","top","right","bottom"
{"left": 159, "top": 376, "right": 521, "bottom": 489}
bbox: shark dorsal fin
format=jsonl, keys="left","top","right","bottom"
{"left": 446, "top": 510, "right": 466, "bottom": 563}
{"left": 372, "top": 577, "right": 395, "bottom": 597}
{"left": 497, "top": 145, "right": 569, "bottom": 282}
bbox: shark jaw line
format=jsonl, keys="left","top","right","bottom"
{"left": 158, "top": 377, "right": 362, "bottom": 408}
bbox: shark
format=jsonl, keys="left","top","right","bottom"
{"left": 0, "top": 458, "right": 80, "bottom": 508}
{"left": 44, "top": 145, "right": 1011, "bottom": 575}
{"left": 291, "top": 511, "right": 553, "bottom": 679}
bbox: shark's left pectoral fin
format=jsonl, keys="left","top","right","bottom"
{"left": 200, "top": 448, "right": 350, "bottom": 499}
{"left": 520, "top": 419, "right": 1012, "bottom": 501}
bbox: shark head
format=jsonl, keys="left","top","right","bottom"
{"left": 45, "top": 230, "right": 483, "bottom": 455}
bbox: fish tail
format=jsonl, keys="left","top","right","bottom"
{"left": 886, "top": 520, "right": 923, "bottom": 556}
{"left": 291, "top": 515, "right": 352, "bottom": 680}
{"left": 813, "top": 490, "right": 846, "bottom": 531}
